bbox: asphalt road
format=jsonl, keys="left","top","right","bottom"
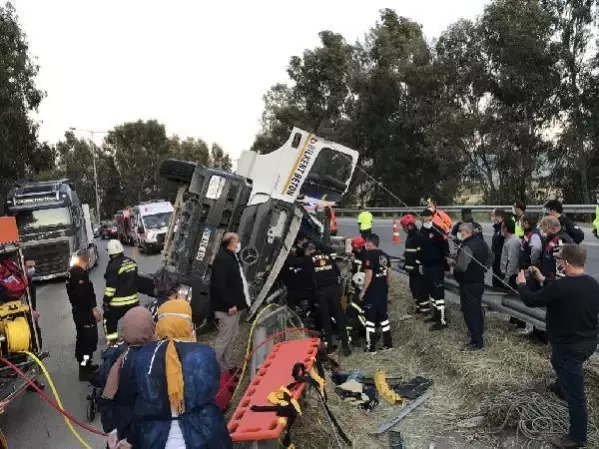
{"left": 336, "top": 217, "right": 599, "bottom": 279}
{"left": 0, "top": 240, "right": 162, "bottom": 449}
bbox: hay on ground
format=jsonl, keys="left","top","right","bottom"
{"left": 203, "top": 274, "right": 599, "bottom": 449}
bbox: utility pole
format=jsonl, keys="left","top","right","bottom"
{"left": 69, "top": 127, "right": 108, "bottom": 221}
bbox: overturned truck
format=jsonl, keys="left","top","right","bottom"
{"left": 138, "top": 128, "right": 359, "bottom": 328}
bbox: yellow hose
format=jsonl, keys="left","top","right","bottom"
{"left": 5, "top": 318, "right": 31, "bottom": 353}
{"left": 230, "top": 303, "right": 278, "bottom": 402}
{"left": 21, "top": 351, "right": 93, "bottom": 449}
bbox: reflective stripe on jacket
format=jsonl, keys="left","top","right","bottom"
{"left": 103, "top": 254, "right": 139, "bottom": 308}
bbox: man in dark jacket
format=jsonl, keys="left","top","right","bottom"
{"left": 451, "top": 223, "right": 492, "bottom": 351}
{"left": 451, "top": 208, "right": 483, "bottom": 245}
{"left": 539, "top": 216, "right": 574, "bottom": 280}
{"left": 304, "top": 242, "right": 352, "bottom": 356}
{"left": 67, "top": 249, "right": 101, "bottom": 381}
{"left": 400, "top": 214, "right": 428, "bottom": 314}
{"left": 517, "top": 245, "right": 599, "bottom": 448}
{"left": 544, "top": 199, "right": 585, "bottom": 244}
{"left": 420, "top": 209, "right": 450, "bottom": 330}
{"left": 210, "top": 232, "right": 250, "bottom": 372}
{"left": 490, "top": 209, "right": 506, "bottom": 288}
{"left": 282, "top": 248, "right": 314, "bottom": 313}
{"left": 520, "top": 213, "right": 543, "bottom": 270}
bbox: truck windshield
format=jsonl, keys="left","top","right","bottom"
{"left": 301, "top": 148, "right": 353, "bottom": 203}
{"left": 143, "top": 212, "right": 172, "bottom": 230}
{"left": 15, "top": 207, "right": 72, "bottom": 233}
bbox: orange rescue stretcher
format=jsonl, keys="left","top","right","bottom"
{"left": 228, "top": 338, "right": 321, "bottom": 442}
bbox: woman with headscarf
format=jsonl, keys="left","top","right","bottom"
{"left": 99, "top": 306, "right": 155, "bottom": 448}
{"left": 130, "top": 299, "right": 233, "bottom": 449}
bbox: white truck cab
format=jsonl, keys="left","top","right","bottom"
{"left": 131, "top": 201, "right": 174, "bottom": 253}
{"left": 236, "top": 128, "right": 358, "bottom": 206}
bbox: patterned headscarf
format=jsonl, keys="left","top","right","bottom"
{"left": 155, "top": 299, "right": 195, "bottom": 414}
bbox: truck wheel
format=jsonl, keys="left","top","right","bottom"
{"left": 159, "top": 159, "right": 197, "bottom": 184}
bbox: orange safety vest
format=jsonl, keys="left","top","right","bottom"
{"left": 329, "top": 207, "right": 337, "bottom": 232}
{"left": 432, "top": 209, "right": 452, "bottom": 233}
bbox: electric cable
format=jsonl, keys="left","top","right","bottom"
{"left": 0, "top": 356, "right": 108, "bottom": 438}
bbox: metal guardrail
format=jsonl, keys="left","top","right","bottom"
{"left": 335, "top": 204, "right": 597, "bottom": 217}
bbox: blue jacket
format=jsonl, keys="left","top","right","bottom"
{"left": 98, "top": 343, "right": 140, "bottom": 442}
{"left": 130, "top": 340, "right": 233, "bottom": 449}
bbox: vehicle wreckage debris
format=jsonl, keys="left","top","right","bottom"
{"left": 370, "top": 390, "right": 433, "bottom": 435}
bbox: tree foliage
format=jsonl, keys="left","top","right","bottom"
{"left": 253, "top": 2, "right": 599, "bottom": 205}
{"left": 0, "top": 2, "right": 53, "bottom": 200}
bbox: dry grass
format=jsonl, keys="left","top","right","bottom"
{"left": 210, "top": 275, "right": 599, "bottom": 449}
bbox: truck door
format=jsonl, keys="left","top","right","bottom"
{"left": 70, "top": 205, "right": 83, "bottom": 252}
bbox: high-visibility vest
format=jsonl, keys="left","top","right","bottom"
{"left": 593, "top": 206, "right": 599, "bottom": 231}
{"left": 432, "top": 209, "right": 452, "bottom": 233}
{"left": 357, "top": 211, "right": 373, "bottom": 231}
{"left": 513, "top": 216, "right": 524, "bottom": 238}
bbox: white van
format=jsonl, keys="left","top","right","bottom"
{"left": 131, "top": 200, "right": 174, "bottom": 252}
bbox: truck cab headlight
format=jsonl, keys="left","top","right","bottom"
{"left": 176, "top": 284, "right": 192, "bottom": 302}
{"left": 146, "top": 230, "right": 157, "bottom": 242}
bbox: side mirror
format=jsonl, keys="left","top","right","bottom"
{"left": 138, "top": 226, "right": 144, "bottom": 234}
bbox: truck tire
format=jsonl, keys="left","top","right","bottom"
{"left": 159, "top": 159, "right": 197, "bottom": 184}
{"left": 170, "top": 198, "right": 201, "bottom": 273}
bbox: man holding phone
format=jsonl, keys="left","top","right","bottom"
{"left": 516, "top": 244, "right": 599, "bottom": 448}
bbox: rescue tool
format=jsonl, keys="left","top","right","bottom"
{"left": 0, "top": 217, "right": 46, "bottom": 445}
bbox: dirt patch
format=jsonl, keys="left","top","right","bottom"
{"left": 215, "top": 275, "right": 599, "bottom": 448}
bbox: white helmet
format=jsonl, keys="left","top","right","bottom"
{"left": 352, "top": 272, "right": 365, "bottom": 288}
{"left": 107, "top": 239, "right": 124, "bottom": 256}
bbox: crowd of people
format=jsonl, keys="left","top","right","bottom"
{"left": 399, "top": 199, "right": 599, "bottom": 449}
{"left": 65, "top": 239, "right": 234, "bottom": 448}
{"left": 56, "top": 198, "right": 599, "bottom": 449}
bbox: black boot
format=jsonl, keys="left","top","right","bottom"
{"left": 424, "top": 314, "right": 436, "bottom": 323}
{"left": 342, "top": 341, "right": 352, "bottom": 356}
{"left": 79, "top": 365, "right": 93, "bottom": 382}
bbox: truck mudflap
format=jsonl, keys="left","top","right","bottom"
{"left": 246, "top": 205, "right": 303, "bottom": 319}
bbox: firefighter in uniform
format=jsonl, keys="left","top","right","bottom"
{"left": 66, "top": 249, "right": 101, "bottom": 381}
{"left": 103, "top": 240, "right": 139, "bottom": 344}
{"left": 361, "top": 234, "right": 392, "bottom": 353}
{"left": 420, "top": 209, "right": 450, "bottom": 330}
{"left": 304, "top": 242, "right": 352, "bottom": 356}
{"left": 400, "top": 214, "right": 429, "bottom": 314}
{"left": 282, "top": 243, "right": 314, "bottom": 315}
{"left": 345, "top": 236, "right": 367, "bottom": 345}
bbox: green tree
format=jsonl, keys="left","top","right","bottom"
{"left": 104, "top": 120, "right": 171, "bottom": 205}
{"left": 170, "top": 136, "right": 210, "bottom": 166}
{"left": 54, "top": 131, "right": 96, "bottom": 206}
{"left": 252, "top": 30, "right": 355, "bottom": 153}
{"left": 349, "top": 9, "right": 463, "bottom": 205}
{"left": 0, "top": 2, "right": 53, "bottom": 202}
{"left": 210, "top": 143, "right": 232, "bottom": 171}
{"left": 540, "top": 0, "right": 599, "bottom": 202}
{"left": 435, "top": 0, "right": 560, "bottom": 203}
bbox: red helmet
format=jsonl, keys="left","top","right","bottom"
{"left": 399, "top": 214, "right": 416, "bottom": 227}
{"left": 351, "top": 236, "right": 365, "bottom": 249}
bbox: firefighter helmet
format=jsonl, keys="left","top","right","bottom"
{"left": 351, "top": 236, "right": 365, "bottom": 249}
{"left": 107, "top": 239, "right": 124, "bottom": 256}
{"left": 399, "top": 214, "right": 417, "bottom": 228}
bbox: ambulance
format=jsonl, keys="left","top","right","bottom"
{"left": 131, "top": 200, "right": 174, "bottom": 252}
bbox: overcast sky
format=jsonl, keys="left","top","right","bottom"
{"left": 13, "top": 0, "right": 488, "bottom": 158}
